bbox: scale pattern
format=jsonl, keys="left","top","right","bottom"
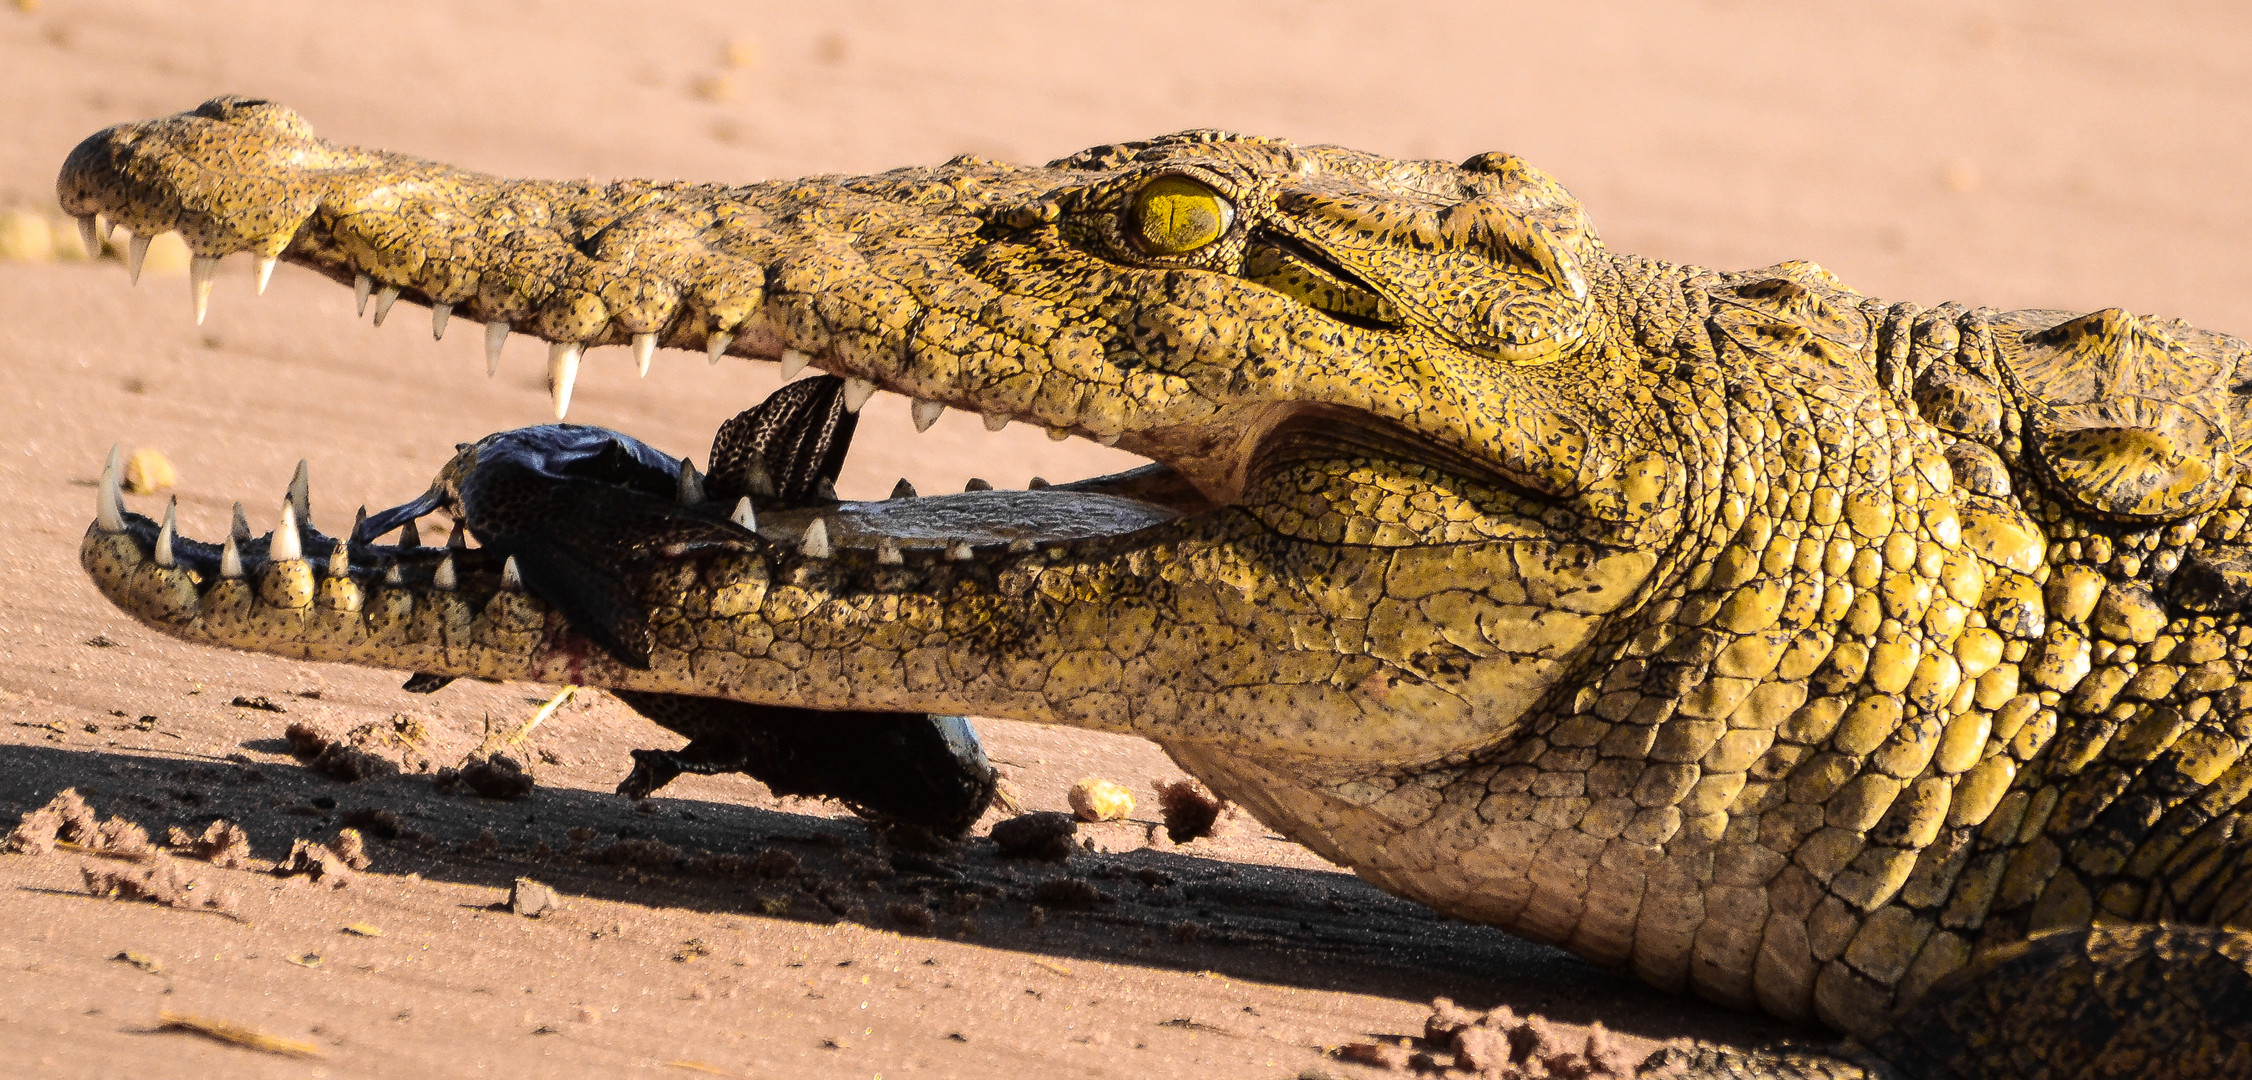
{"left": 58, "top": 98, "right": 2252, "bottom": 1077}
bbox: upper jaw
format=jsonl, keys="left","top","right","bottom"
{"left": 56, "top": 98, "right": 1178, "bottom": 471}
{"left": 56, "top": 98, "right": 1611, "bottom": 522}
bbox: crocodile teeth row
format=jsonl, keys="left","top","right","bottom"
{"left": 115, "top": 242, "right": 1128, "bottom": 445}
{"left": 97, "top": 455, "right": 466, "bottom": 579}
{"left": 96, "top": 449, "right": 1052, "bottom": 585}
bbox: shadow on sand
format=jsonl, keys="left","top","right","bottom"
{"left": 0, "top": 739, "right": 1799, "bottom": 1047}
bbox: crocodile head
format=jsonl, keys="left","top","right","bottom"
{"left": 64, "top": 96, "right": 1682, "bottom": 774}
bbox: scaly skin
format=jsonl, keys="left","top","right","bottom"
{"left": 57, "top": 98, "right": 2252, "bottom": 1075}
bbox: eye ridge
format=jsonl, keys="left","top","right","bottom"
{"left": 1128, "top": 174, "right": 1234, "bottom": 256}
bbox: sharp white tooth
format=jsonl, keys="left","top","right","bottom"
{"left": 272, "top": 501, "right": 303, "bottom": 562}
{"left": 287, "top": 459, "right": 311, "bottom": 527}
{"left": 1028, "top": 477, "right": 1050, "bottom": 489}
{"left": 126, "top": 234, "right": 151, "bottom": 284}
{"left": 501, "top": 555, "right": 523, "bottom": 591}
{"left": 96, "top": 445, "right": 125, "bottom": 532}
{"left": 889, "top": 478, "right": 917, "bottom": 500}
{"left": 353, "top": 272, "right": 373, "bottom": 316}
{"left": 398, "top": 518, "right": 421, "bottom": 549}
{"left": 190, "top": 255, "right": 219, "bottom": 325}
{"left": 383, "top": 563, "right": 403, "bottom": 585}
{"left": 548, "top": 341, "right": 582, "bottom": 420}
{"left": 220, "top": 535, "right": 244, "bottom": 579}
{"left": 963, "top": 478, "right": 992, "bottom": 492}
{"left": 875, "top": 537, "right": 903, "bottom": 565}
{"left": 730, "top": 496, "right": 756, "bottom": 530}
{"left": 433, "top": 554, "right": 457, "bottom": 591}
{"left": 982, "top": 413, "right": 1010, "bottom": 433}
{"left": 744, "top": 451, "right": 776, "bottom": 498}
{"left": 779, "top": 348, "right": 809, "bottom": 379}
{"left": 327, "top": 539, "right": 349, "bottom": 578}
{"left": 633, "top": 332, "right": 656, "bottom": 376}
{"left": 1098, "top": 432, "right": 1121, "bottom": 447}
{"left": 677, "top": 458, "right": 705, "bottom": 505}
{"left": 946, "top": 541, "right": 974, "bottom": 562}
{"left": 706, "top": 330, "right": 733, "bottom": 365}
{"left": 431, "top": 303, "right": 453, "bottom": 340}
{"left": 484, "top": 322, "right": 508, "bottom": 376}
{"left": 841, "top": 377, "right": 877, "bottom": 413}
{"left": 76, "top": 215, "right": 101, "bottom": 259}
{"left": 1007, "top": 538, "right": 1035, "bottom": 554}
{"left": 799, "top": 518, "right": 832, "bottom": 559}
{"left": 446, "top": 522, "right": 467, "bottom": 549}
{"left": 255, "top": 256, "right": 277, "bottom": 295}
{"left": 911, "top": 398, "right": 945, "bottom": 432}
{"left": 230, "top": 501, "right": 252, "bottom": 545}
{"left": 372, "top": 285, "right": 401, "bottom": 326}
{"left": 154, "top": 499, "right": 178, "bottom": 567}
{"left": 1046, "top": 427, "right": 1070, "bottom": 442}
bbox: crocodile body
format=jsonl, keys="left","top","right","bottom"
{"left": 57, "top": 99, "right": 2252, "bottom": 1076}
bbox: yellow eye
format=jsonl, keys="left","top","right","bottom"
{"left": 1129, "top": 175, "right": 1232, "bottom": 255}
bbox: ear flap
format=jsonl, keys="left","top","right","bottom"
{"left": 1435, "top": 196, "right": 1597, "bottom": 365}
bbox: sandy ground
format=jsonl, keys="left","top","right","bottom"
{"left": 1, "top": 1, "right": 2248, "bottom": 1076}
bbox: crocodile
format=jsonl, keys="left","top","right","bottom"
{"left": 54, "top": 97, "right": 2252, "bottom": 1077}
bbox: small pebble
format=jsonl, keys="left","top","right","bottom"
{"left": 508, "top": 877, "right": 561, "bottom": 918}
{"left": 1067, "top": 778, "right": 1134, "bottom": 822}
{"left": 122, "top": 448, "right": 177, "bottom": 494}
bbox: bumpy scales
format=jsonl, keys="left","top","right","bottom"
{"left": 60, "top": 98, "right": 2252, "bottom": 1077}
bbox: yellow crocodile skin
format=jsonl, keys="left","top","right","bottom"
{"left": 59, "top": 98, "right": 2252, "bottom": 1074}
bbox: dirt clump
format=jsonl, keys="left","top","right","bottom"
{"left": 331, "top": 827, "right": 372, "bottom": 869}
{"left": 1154, "top": 778, "right": 1244, "bottom": 843}
{"left": 437, "top": 753, "right": 535, "bottom": 799}
{"left": 339, "top": 806, "right": 402, "bottom": 839}
{"left": 5, "top": 788, "right": 101, "bottom": 854}
{"left": 1337, "top": 1038, "right": 1414, "bottom": 1070}
{"left": 82, "top": 854, "right": 237, "bottom": 913}
{"left": 273, "top": 837, "right": 357, "bottom": 888}
{"left": 165, "top": 819, "right": 256, "bottom": 869}
{"left": 90, "top": 816, "right": 155, "bottom": 856}
{"left": 283, "top": 717, "right": 432, "bottom": 782}
{"left": 508, "top": 877, "right": 562, "bottom": 917}
{"left": 1405, "top": 998, "right": 1644, "bottom": 1078}
{"left": 990, "top": 811, "right": 1077, "bottom": 861}
{"left": 7, "top": 789, "right": 161, "bottom": 858}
